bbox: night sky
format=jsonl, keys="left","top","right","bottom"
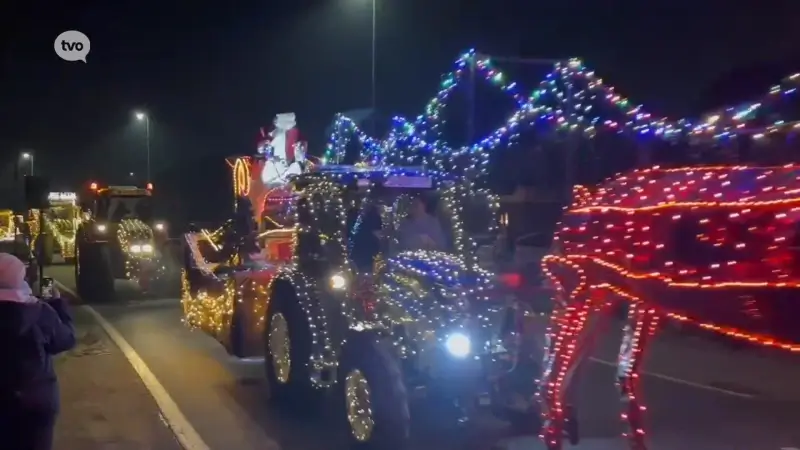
{"left": 2, "top": 0, "right": 800, "bottom": 225}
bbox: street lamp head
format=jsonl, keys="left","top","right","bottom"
{"left": 21, "top": 152, "right": 31, "bottom": 159}
{"left": 135, "top": 112, "right": 146, "bottom": 121}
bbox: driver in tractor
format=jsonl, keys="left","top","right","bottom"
{"left": 110, "top": 201, "right": 131, "bottom": 222}
{"left": 350, "top": 202, "right": 383, "bottom": 272}
{"left": 397, "top": 194, "right": 446, "bottom": 251}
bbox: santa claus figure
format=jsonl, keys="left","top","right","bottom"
{"left": 258, "top": 112, "right": 307, "bottom": 186}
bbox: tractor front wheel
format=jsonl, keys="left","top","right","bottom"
{"left": 76, "top": 242, "right": 115, "bottom": 303}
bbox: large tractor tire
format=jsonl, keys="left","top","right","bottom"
{"left": 263, "top": 282, "right": 319, "bottom": 413}
{"left": 75, "top": 241, "right": 115, "bottom": 303}
{"left": 337, "top": 330, "right": 411, "bottom": 450}
{"left": 36, "top": 233, "right": 55, "bottom": 266}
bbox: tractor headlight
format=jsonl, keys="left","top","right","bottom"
{"left": 444, "top": 332, "right": 471, "bottom": 358}
{"left": 129, "top": 243, "right": 153, "bottom": 254}
{"left": 329, "top": 273, "right": 347, "bottom": 290}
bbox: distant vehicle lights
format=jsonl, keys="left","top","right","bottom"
{"left": 48, "top": 192, "right": 77, "bottom": 202}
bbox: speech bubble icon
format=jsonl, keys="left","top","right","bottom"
{"left": 54, "top": 30, "right": 90, "bottom": 63}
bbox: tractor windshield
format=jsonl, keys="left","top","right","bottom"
{"left": 96, "top": 195, "right": 153, "bottom": 223}
{"left": 47, "top": 204, "right": 80, "bottom": 221}
{"left": 460, "top": 195, "right": 497, "bottom": 245}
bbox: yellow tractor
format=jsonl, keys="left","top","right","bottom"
{"left": 0, "top": 210, "right": 17, "bottom": 241}
{"left": 27, "top": 192, "right": 84, "bottom": 264}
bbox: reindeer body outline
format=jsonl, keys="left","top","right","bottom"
{"left": 537, "top": 166, "right": 800, "bottom": 449}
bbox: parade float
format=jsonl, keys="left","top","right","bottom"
{"left": 181, "top": 111, "right": 542, "bottom": 449}
{"left": 0, "top": 209, "right": 23, "bottom": 241}
{"left": 30, "top": 192, "right": 82, "bottom": 263}
{"left": 230, "top": 112, "right": 311, "bottom": 233}
{"left": 322, "top": 49, "right": 800, "bottom": 448}
{"left": 45, "top": 192, "right": 81, "bottom": 259}
{"left": 74, "top": 183, "right": 171, "bottom": 301}
{"left": 539, "top": 166, "right": 800, "bottom": 449}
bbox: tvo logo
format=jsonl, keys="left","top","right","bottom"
{"left": 54, "top": 30, "right": 90, "bottom": 62}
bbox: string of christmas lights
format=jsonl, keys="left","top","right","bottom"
{"left": 0, "top": 210, "right": 17, "bottom": 240}
{"left": 117, "top": 218, "right": 159, "bottom": 282}
{"left": 45, "top": 217, "right": 77, "bottom": 259}
{"left": 538, "top": 164, "right": 800, "bottom": 449}
{"left": 693, "top": 72, "right": 800, "bottom": 139}
{"left": 326, "top": 49, "right": 800, "bottom": 171}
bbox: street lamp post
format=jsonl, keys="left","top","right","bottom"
{"left": 370, "top": 0, "right": 376, "bottom": 118}
{"left": 344, "top": 0, "right": 377, "bottom": 135}
{"left": 20, "top": 152, "right": 34, "bottom": 176}
{"left": 135, "top": 111, "right": 151, "bottom": 182}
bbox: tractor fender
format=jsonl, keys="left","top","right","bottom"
{"left": 267, "top": 269, "right": 337, "bottom": 387}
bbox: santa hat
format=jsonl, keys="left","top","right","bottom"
{"left": 0, "top": 253, "right": 36, "bottom": 303}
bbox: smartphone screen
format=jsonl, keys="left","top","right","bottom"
{"left": 41, "top": 277, "right": 55, "bottom": 299}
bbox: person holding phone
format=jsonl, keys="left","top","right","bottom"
{"left": 0, "top": 253, "right": 76, "bottom": 450}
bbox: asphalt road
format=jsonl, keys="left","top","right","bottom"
{"left": 47, "top": 264, "right": 800, "bottom": 450}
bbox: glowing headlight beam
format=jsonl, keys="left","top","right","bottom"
{"left": 444, "top": 333, "right": 471, "bottom": 358}
{"left": 330, "top": 273, "right": 347, "bottom": 290}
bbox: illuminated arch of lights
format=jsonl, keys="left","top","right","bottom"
{"left": 233, "top": 157, "right": 251, "bottom": 196}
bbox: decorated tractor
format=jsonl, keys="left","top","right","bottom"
{"left": 183, "top": 164, "right": 544, "bottom": 447}
{"left": 28, "top": 192, "right": 83, "bottom": 264}
{"left": 181, "top": 115, "right": 544, "bottom": 448}
{"left": 74, "top": 182, "right": 170, "bottom": 302}
{"left": 0, "top": 209, "right": 38, "bottom": 284}
{"left": 538, "top": 165, "right": 800, "bottom": 449}
{"left": 0, "top": 209, "right": 17, "bottom": 241}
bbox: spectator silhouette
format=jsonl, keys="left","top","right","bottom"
{"left": 0, "top": 253, "right": 76, "bottom": 450}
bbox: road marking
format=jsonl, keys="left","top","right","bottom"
{"left": 56, "top": 281, "right": 212, "bottom": 450}
{"left": 588, "top": 356, "right": 756, "bottom": 399}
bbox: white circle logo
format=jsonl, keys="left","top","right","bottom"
{"left": 54, "top": 30, "right": 90, "bottom": 63}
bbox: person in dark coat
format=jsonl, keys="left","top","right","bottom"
{"left": 0, "top": 253, "right": 76, "bottom": 450}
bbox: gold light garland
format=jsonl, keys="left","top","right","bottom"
{"left": 0, "top": 210, "right": 16, "bottom": 240}
{"left": 45, "top": 217, "right": 80, "bottom": 259}
{"left": 117, "top": 218, "right": 157, "bottom": 281}
{"left": 233, "top": 157, "right": 251, "bottom": 196}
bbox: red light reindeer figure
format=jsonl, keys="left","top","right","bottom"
{"left": 537, "top": 165, "right": 800, "bottom": 449}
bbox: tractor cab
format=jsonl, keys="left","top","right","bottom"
{"left": 40, "top": 192, "right": 82, "bottom": 262}
{"left": 325, "top": 166, "right": 503, "bottom": 274}
{"left": 75, "top": 182, "right": 172, "bottom": 302}
{"left": 87, "top": 185, "right": 154, "bottom": 224}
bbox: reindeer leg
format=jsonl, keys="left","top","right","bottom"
{"left": 538, "top": 305, "right": 580, "bottom": 450}
{"left": 617, "top": 305, "right": 660, "bottom": 450}
{"left": 538, "top": 294, "right": 610, "bottom": 449}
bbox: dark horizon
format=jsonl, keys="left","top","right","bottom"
{"left": 3, "top": 1, "right": 800, "bottom": 224}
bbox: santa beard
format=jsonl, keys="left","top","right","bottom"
{"left": 261, "top": 160, "right": 304, "bottom": 185}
